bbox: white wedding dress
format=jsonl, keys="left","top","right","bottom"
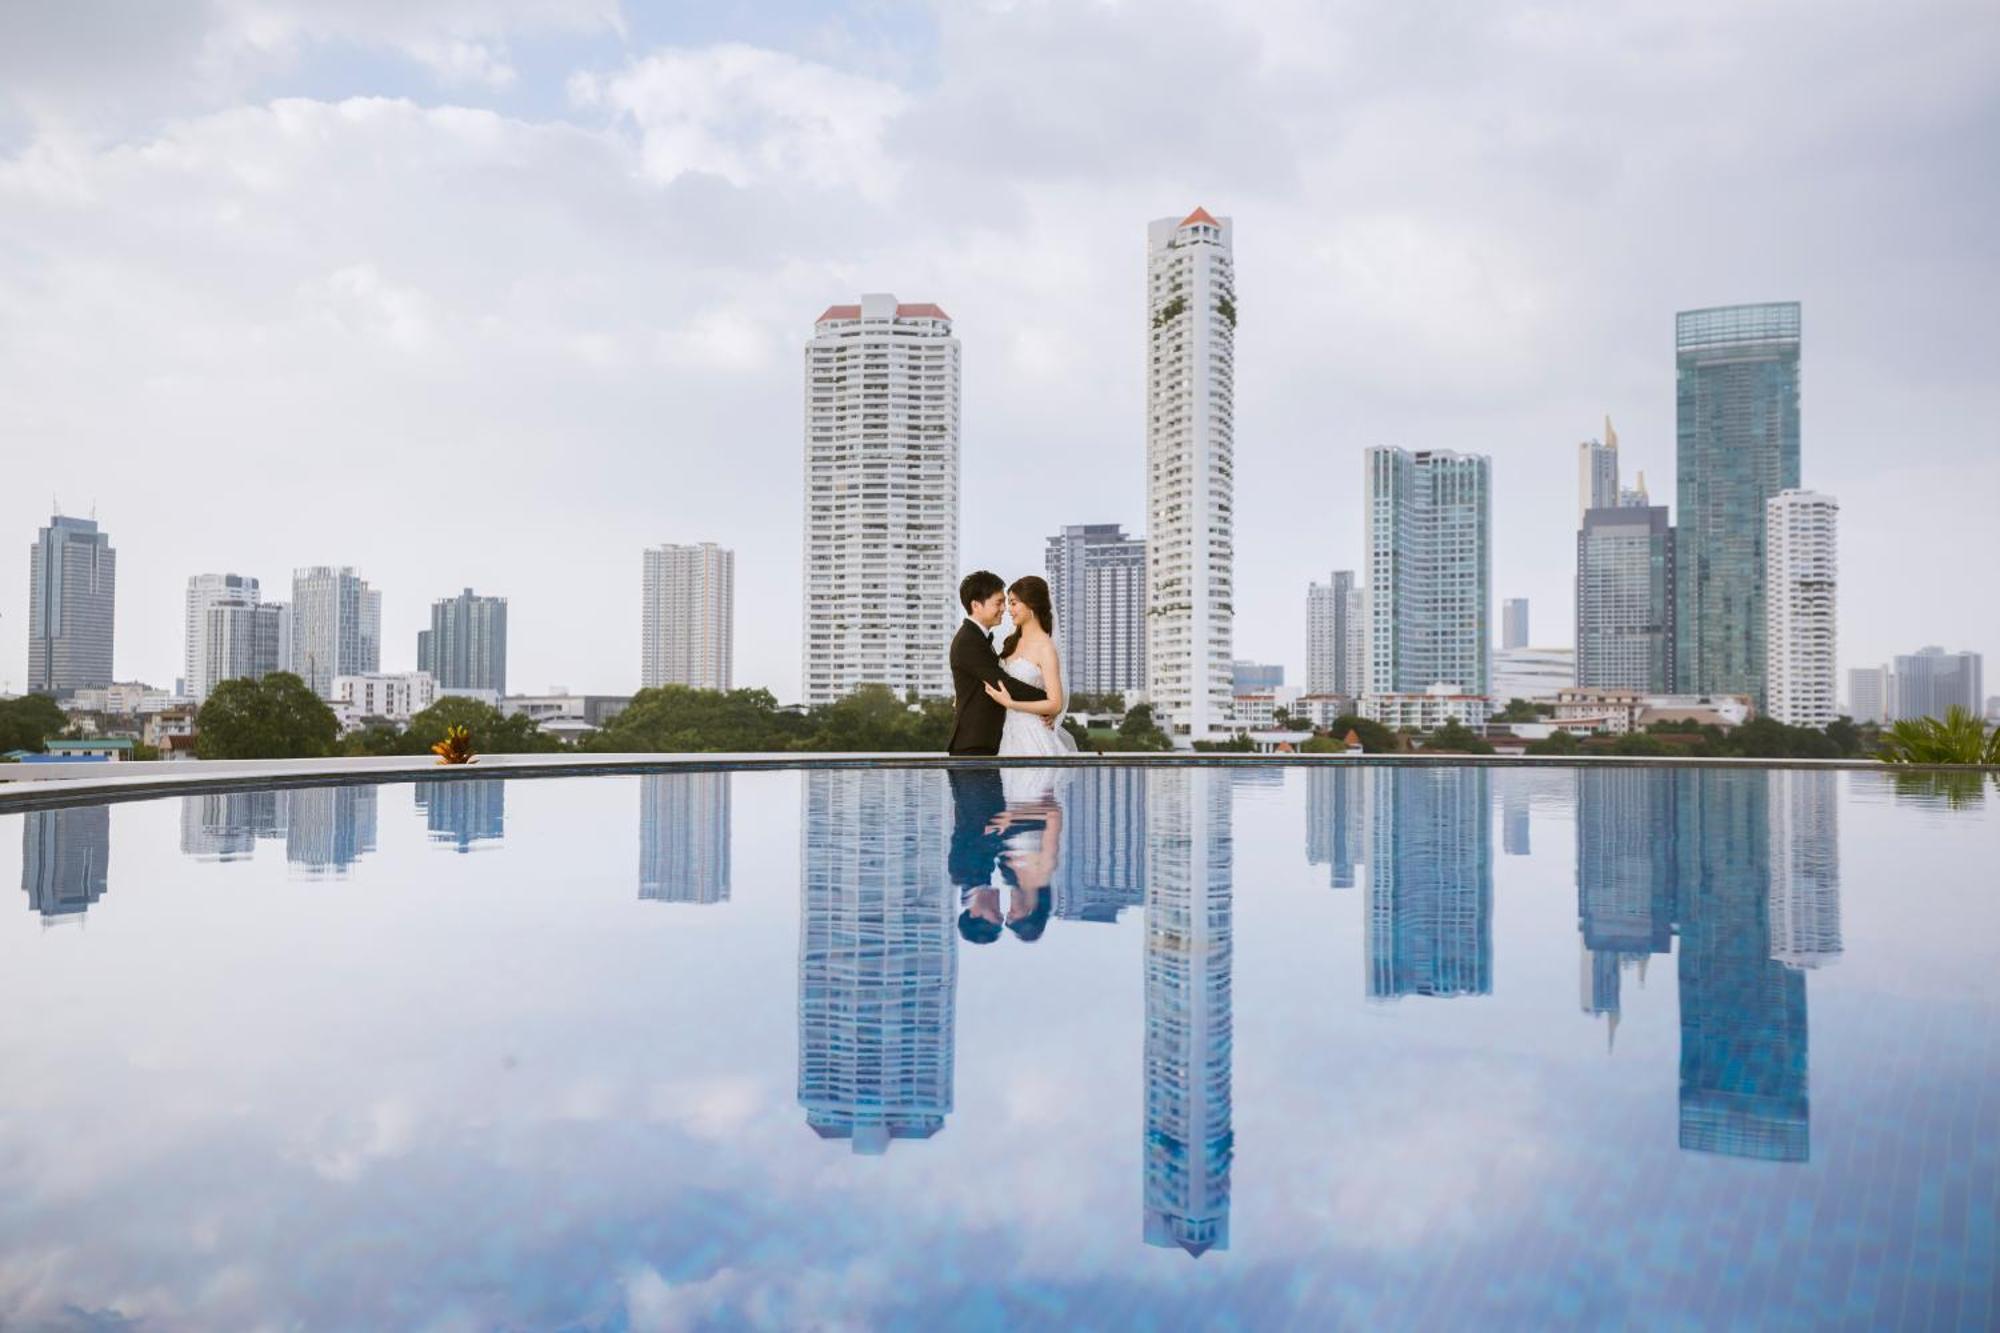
{"left": 998, "top": 655, "right": 1077, "bottom": 759}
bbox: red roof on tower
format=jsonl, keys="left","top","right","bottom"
{"left": 1180, "top": 206, "right": 1219, "bottom": 228}
{"left": 814, "top": 302, "right": 953, "bottom": 323}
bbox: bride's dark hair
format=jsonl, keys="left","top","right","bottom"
{"left": 1001, "top": 575, "right": 1055, "bottom": 660}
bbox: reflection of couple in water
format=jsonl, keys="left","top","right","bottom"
{"left": 950, "top": 768, "right": 1062, "bottom": 945}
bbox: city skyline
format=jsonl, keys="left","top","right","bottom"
{"left": 2, "top": 5, "right": 1995, "bottom": 702}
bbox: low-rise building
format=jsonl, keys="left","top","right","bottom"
{"left": 332, "top": 672, "right": 439, "bottom": 724}
{"left": 1552, "top": 687, "right": 1754, "bottom": 735}
{"left": 1294, "top": 693, "right": 1356, "bottom": 731}
{"left": 1492, "top": 646, "right": 1576, "bottom": 703}
{"left": 143, "top": 707, "right": 198, "bottom": 749}
{"left": 1363, "top": 684, "right": 1491, "bottom": 732}
{"left": 502, "top": 691, "right": 631, "bottom": 735}
{"left": 42, "top": 738, "right": 136, "bottom": 762}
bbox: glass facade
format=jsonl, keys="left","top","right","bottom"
{"left": 1577, "top": 505, "right": 1676, "bottom": 690}
{"left": 1673, "top": 303, "right": 1801, "bottom": 702}
{"left": 1364, "top": 448, "right": 1491, "bottom": 697}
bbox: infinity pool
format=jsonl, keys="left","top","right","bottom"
{"left": 2, "top": 764, "right": 1994, "bottom": 1329}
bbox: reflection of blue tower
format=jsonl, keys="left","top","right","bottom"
{"left": 1143, "top": 768, "right": 1233, "bottom": 1257}
{"left": 1366, "top": 767, "right": 1491, "bottom": 999}
{"left": 639, "top": 773, "right": 731, "bottom": 903}
{"left": 414, "top": 779, "right": 505, "bottom": 853}
{"left": 1057, "top": 765, "right": 1146, "bottom": 922}
{"left": 178, "top": 790, "right": 283, "bottom": 861}
{"left": 1501, "top": 780, "right": 1530, "bottom": 856}
{"left": 1676, "top": 771, "right": 1810, "bottom": 1162}
{"left": 1304, "top": 766, "right": 1364, "bottom": 889}
{"left": 282, "top": 786, "right": 377, "bottom": 875}
{"left": 798, "top": 770, "right": 954, "bottom": 1153}
{"left": 1576, "top": 768, "right": 1678, "bottom": 1037}
{"left": 22, "top": 806, "right": 109, "bottom": 923}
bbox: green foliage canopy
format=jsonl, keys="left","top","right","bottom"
{"left": 194, "top": 673, "right": 338, "bottom": 759}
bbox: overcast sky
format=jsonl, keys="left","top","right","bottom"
{"left": 2, "top": 0, "right": 1995, "bottom": 702}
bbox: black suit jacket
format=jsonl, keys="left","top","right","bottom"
{"left": 947, "top": 619, "right": 1047, "bottom": 755}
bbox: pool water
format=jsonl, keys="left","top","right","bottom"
{"left": 2, "top": 764, "right": 1994, "bottom": 1330}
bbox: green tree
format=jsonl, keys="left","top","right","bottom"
{"left": 1526, "top": 729, "right": 1583, "bottom": 756}
{"left": 195, "top": 673, "right": 338, "bottom": 759}
{"left": 1112, "top": 703, "right": 1172, "bottom": 752}
{"left": 1491, "top": 697, "right": 1546, "bottom": 723}
{"left": 1824, "top": 715, "right": 1864, "bottom": 757}
{"left": 1193, "top": 734, "right": 1257, "bottom": 752}
{"left": 1325, "top": 714, "right": 1397, "bottom": 754}
{"left": 1609, "top": 731, "right": 1671, "bottom": 756}
{"left": 340, "top": 722, "right": 405, "bottom": 757}
{"left": 399, "top": 697, "right": 564, "bottom": 756}
{"left": 1422, "top": 720, "right": 1495, "bottom": 755}
{"left": 1877, "top": 706, "right": 2000, "bottom": 765}
{"left": 1300, "top": 733, "right": 1347, "bottom": 754}
{"left": 584, "top": 686, "right": 800, "bottom": 753}
{"left": 0, "top": 693, "right": 67, "bottom": 753}
{"left": 802, "top": 686, "right": 950, "bottom": 751}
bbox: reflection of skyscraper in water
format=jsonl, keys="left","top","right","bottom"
{"left": 1575, "top": 768, "right": 1677, "bottom": 1036}
{"left": 283, "top": 786, "right": 378, "bottom": 874}
{"left": 1143, "top": 768, "right": 1233, "bottom": 1256}
{"left": 414, "top": 780, "right": 505, "bottom": 853}
{"left": 22, "top": 807, "right": 110, "bottom": 923}
{"left": 1366, "top": 767, "right": 1492, "bottom": 999}
{"left": 1057, "top": 766, "right": 1146, "bottom": 922}
{"left": 798, "top": 771, "right": 954, "bottom": 1153}
{"left": 1676, "top": 771, "right": 1810, "bottom": 1162}
{"left": 639, "top": 773, "right": 731, "bottom": 904}
{"left": 1501, "top": 778, "right": 1531, "bottom": 856}
{"left": 1304, "top": 765, "right": 1364, "bottom": 888}
{"left": 178, "top": 790, "right": 283, "bottom": 861}
{"left": 1767, "top": 771, "right": 1842, "bottom": 969}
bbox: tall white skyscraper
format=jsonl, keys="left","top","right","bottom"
{"left": 1364, "top": 447, "right": 1492, "bottom": 698}
{"left": 1146, "top": 208, "right": 1236, "bottom": 741}
{"left": 1846, "top": 665, "right": 1895, "bottom": 725}
{"left": 28, "top": 514, "right": 116, "bottom": 697}
{"left": 1305, "top": 570, "right": 1364, "bottom": 697}
{"left": 1045, "top": 524, "right": 1147, "bottom": 698}
{"left": 802, "top": 295, "right": 959, "bottom": 706}
{"left": 185, "top": 573, "right": 259, "bottom": 702}
{"left": 291, "top": 566, "right": 379, "bottom": 698}
{"left": 205, "top": 599, "right": 286, "bottom": 695}
{"left": 641, "top": 543, "right": 734, "bottom": 691}
{"left": 1578, "top": 417, "right": 1620, "bottom": 524}
{"left": 1768, "top": 771, "right": 1842, "bottom": 970}
{"left": 1764, "top": 490, "right": 1839, "bottom": 728}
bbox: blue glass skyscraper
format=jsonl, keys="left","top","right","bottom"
{"left": 1674, "top": 303, "right": 1801, "bottom": 701}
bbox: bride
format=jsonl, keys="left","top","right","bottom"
{"left": 981, "top": 575, "right": 1078, "bottom": 759}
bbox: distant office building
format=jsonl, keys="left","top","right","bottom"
{"left": 1674, "top": 303, "right": 1802, "bottom": 703}
{"left": 1366, "top": 767, "right": 1491, "bottom": 999}
{"left": 1578, "top": 417, "right": 1621, "bottom": 523}
{"left": 1143, "top": 768, "right": 1234, "bottom": 1256}
{"left": 291, "top": 566, "right": 379, "bottom": 698}
{"left": 415, "top": 780, "right": 505, "bottom": 853}
{"left": 1306, "top": 570, "right": 1365, "bottom": 697}
{"left": 1893, "top": 646, "right": 1984, "bottom": 724}
{"left": 1046, "top": 524, "right": 1146, "bottom": 697}
{"left": 185, "top": 573, "right": 259, "bottom": 701}
{"left": 1147, "top": 209, "right": 1237, "bottom": 741}
{"left": 1492, "top": 646, "right": 1576, "bottom": 703}
{"left": 1502, "top": 599, "right": 1530, "bottom": 651}
{"left": 331, "top": 672, "right": 436, "bottom": 723}
{"left": 1365, "top": 448, "right": 1491, "bottom": 700}
{"left": 1056, "top": 766, "right": 1147, "bottom": 923}
{"left": 1304, "top": 765, "right": 1365, "bottom": 889}
{"left": 1574, "top": 767, "right": 1676, "bottom": 1035}
{"left": 798, "top": 769, "right": 954, "bottom": 1152}
{"left": 640, "top": 773, "right": 731, "bottom": 904}
{"left": 22, "top": 806, "right": 110, "bottom": 923}
{"left": 283, "top": 785, "right": 377, "bottom": 875}
{"left": 1577, "top": 503, "right": 1676, "bottom": 691}
{"left": 1768, "top": 771, "right": 1841, "bottom": 969}
{"left": 1764, "top": 491, "right": 1839, "bottom": 728}
{"left": 204, "top": 598, "right": 286, "bottom": 697}
{"left": 179, "top": 790, "right": 283, "bottom": 861}
{"left": 1845, "top": 665, "right": 1895, "bottom": 725}
{"left": 27, "top": 515, "right": 116, "bottom": 697}
{"left": 418, "top": 588, "right": 508, "bottom": 696}
{"left": 1229, "top": 661, "right": 1283, "bottom": 693}
{"left": 804, "top": 296, "right": 958, "bottom": 706}
{"left": 642, "top": 543, "right": 733, "bottom": 691}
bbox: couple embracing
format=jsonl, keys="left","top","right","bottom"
{"left": 946, "top": 570, "right": 1077, "bottom": 758}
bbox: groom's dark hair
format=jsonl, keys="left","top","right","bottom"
{"left": 959, "top": 570, "right": 1005, "bottom": 612}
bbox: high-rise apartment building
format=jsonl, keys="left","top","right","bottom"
{"left": 27, "top": 515, "right": 116, "bottom": 697}
{"left": 1577, "top": 505, "right": 1676, "bottom": 691}
{"left": 803, "top": 295, "right": 959, "bottom": 706}
{"left": 205, "top": 599, "right": 286, "bottom": 695}
{"left": 1146, "top": 208, "right": 1236, "bottom": 740}
{"left": 1764, "top": 490, "right": 1839, "bottom": 728}
{"left": 640, "top": 543, "right": 733, "bottom": 691}
{"left": 1674, "top": 303, "right": 1802, "bottom": 702}
{"left": 291, "top": 566, "right": 379, "bottom": 698}
{"left": 1364, "top": 447, "right": 1491, "bottom": 698}
{"left": 1501, "top": 598, "right": 1530, "bottom": 651}
{"left": 1846, "top": 665, "right": 1895, "bottom": 725}
{"left": 185, "top": 573, "right": 258, "bottom": 702}
{"left": 1893, "top": 646, "right": 1984, "bottom": 723}
{"left": 1578, "top": 416, "right": 1620, "bottom": 523}
{"left": 1045, "top": 524, "right": 1146, "bottom": 697}
{"left": 418, "top": 588, "right": 508, "bottom": 695}
{"left": 1306, "top": 571, "right": 1364, "bottom": 697}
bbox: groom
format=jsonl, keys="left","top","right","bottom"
{"left": 947, "top": 570, "right": 1048, "bottom": 756}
